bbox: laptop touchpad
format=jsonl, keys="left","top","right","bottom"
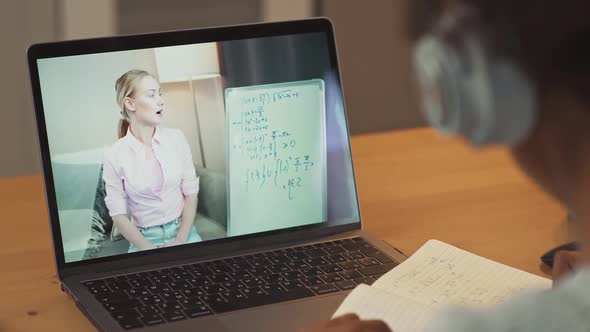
{"left": 219, "top": 293, "right": 346, "bottom": 332}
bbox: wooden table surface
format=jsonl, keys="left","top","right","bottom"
{"left": 0, "top": 128, "right": 567, "bottom": 331}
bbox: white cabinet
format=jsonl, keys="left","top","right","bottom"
{"left": 155, "top": 44, "right": 221, "bottom": 83}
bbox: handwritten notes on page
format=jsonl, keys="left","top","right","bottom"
{"left": 334, "top": 240, "right": 552, "bottom": 332}
{"left": 372, "top": 240, "right": 551, "bottom": 308}
{"left": 335, "top": 284, "right": 438, "bottom": 332}
{"left": 225, "top": 80, "right": 327, "bottom": 236}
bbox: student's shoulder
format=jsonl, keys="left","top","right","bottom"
{"left": 491, "top": 286, "right": 590, "bottom": 330}
{"left": 429, "top": 285, "right": 590, "bottom": 332}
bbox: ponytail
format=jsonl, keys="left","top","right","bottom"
{"left": 118, "top": 118, "right": 130, "bottom": 139}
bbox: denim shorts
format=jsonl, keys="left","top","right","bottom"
{"left": 128, "top": 217, "right": 202, "bottom": 253}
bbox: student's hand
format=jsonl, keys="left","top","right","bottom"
{"left": 552, "top": 250, "right": 584, "bottom": 285}
{"left": 301, "top": 314, "right": 392, "bottom": 332}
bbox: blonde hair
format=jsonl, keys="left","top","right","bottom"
{"left": 115, "top": 69, "right": 156, "bottom": 138}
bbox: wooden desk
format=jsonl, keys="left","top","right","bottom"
{"left": 0, "top": 128, "right": 566, "bottom": 331}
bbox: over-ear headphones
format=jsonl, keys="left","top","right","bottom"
{"left": 413, "top": 8, "right": 537, "bottom": 147}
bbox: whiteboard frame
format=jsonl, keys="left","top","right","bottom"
{"left": 225, "top": 79, "right": 328, "bottom": 236}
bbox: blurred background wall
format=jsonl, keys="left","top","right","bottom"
{"left": 2, "top": 0, "right": 420, "bottom": 177}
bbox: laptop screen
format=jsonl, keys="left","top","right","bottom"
{"left": 35, "top": 31, "right": 360, "bottom": 264}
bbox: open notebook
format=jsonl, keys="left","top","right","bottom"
{"left": 334, "top": 240, "right": 552, "bottom": 332}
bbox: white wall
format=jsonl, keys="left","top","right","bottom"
{"left": 37, "top": 49, "right": 159, "bottom": 156}
{"left": 159, "top": 81, "right": 204, "bottom": 166}
{"left": 37, "top": 45, "right": 225, "bottom": 169}
{"left": 155, "top": 44, "right": 220, "bottom": 83}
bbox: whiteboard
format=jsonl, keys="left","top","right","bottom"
{"left": 225, "top": 79, "right": 327, "bottom": 236}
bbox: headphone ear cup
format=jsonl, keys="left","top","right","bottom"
{"left": 483, "top": 60, "right": 537, "bottom": 146}
{"left": 414, "top": 33, "right": 537, "bottom": 147}
{"left": 413, "top": 36, "right": 464, "bottom": 135}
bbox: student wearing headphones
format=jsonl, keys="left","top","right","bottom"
{"left": 304, "top": 0, "right": 590, "bottom": 331}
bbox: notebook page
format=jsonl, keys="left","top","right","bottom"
{"left": 372, "top": 240, "right": 552, "bottom": 308}
{"left": 333, "top": 284, "right": 438, "bottom": 332}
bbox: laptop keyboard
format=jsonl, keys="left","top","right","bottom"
{"left": 82, "top": 237, "right": 399, "bottom": 330}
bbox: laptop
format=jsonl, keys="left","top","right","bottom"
{"left": 27, "top": 18, "right": 406, "bottom": 331}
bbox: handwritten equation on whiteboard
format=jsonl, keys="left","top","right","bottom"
{"left": 231, "top": 89, "right": 315, "bottom": 200}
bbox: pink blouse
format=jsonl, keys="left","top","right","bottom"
{"left": 102, "top": 127, "right": 199, "bottom": 228}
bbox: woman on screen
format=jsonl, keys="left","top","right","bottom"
{"left": 102, "top": 69, "right": 202, "bottom": 252}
